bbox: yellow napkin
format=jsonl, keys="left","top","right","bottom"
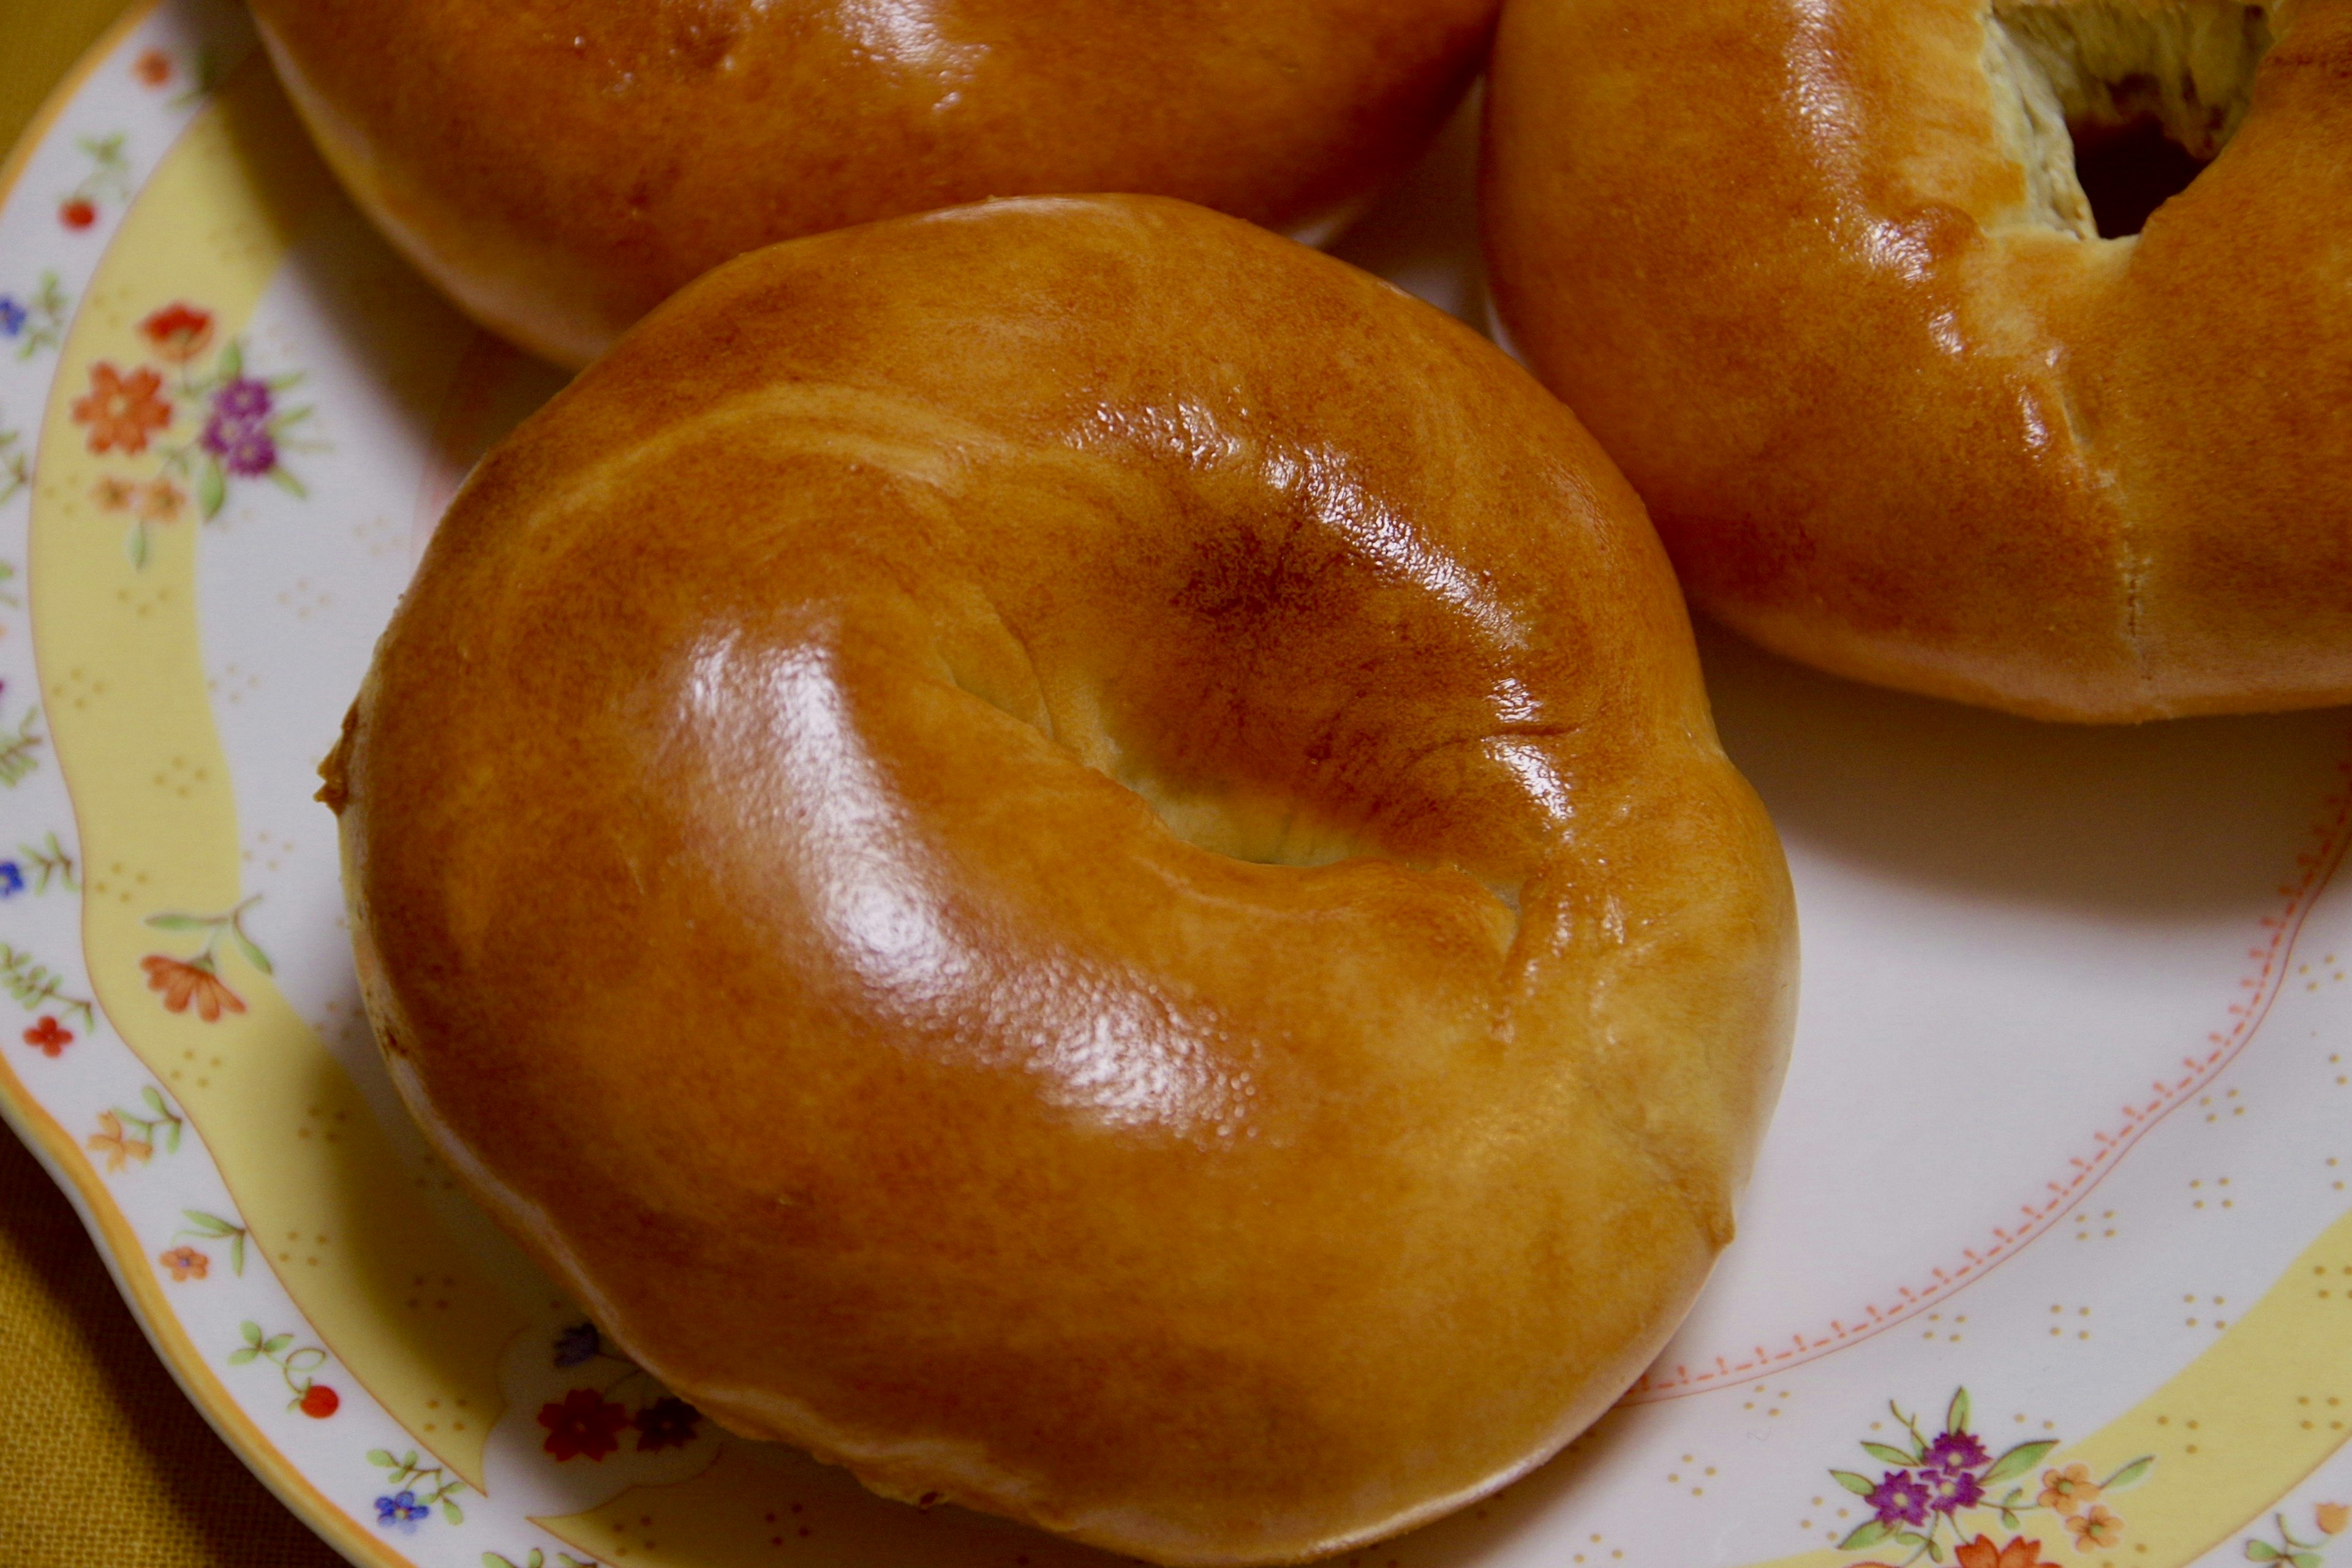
{"left": 0, "top": 6, "right": 344, "bottom": 1562}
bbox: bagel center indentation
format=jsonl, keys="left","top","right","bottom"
{"left": 908, "top": 418, "right": 1556, "bottom": 926}
{"left": 930, "top": 578, "right": 1534, "bottom": 941}
{"left": 1102, "top": 753, "right": 1529, "bottom": 940}
{"left": 1083, "top": 705, "right": 1539, "bottom": 933}
{"left": 1986, "top": 0, "right": 2273, "bottom": 238}
{"left": 930, "top": 610, "right": 1387, "bottom": 878}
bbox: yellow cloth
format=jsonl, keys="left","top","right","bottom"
{"left": 0, "top": 5, "right": 344, "bottom": 1563}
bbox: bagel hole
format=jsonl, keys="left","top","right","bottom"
{"left": 941, "top": 652, "right": 1525, "bottom": 929}
{"left": 1988, "top": 0, "right": 2272, "bottom": 238}
{"left": 1111, "top": 775, "right": 1371, "bottom": 872}
{"left": 2070, "top": 116, "right": 2214, "bottom": 237}
{"left": 935, "top": 646, "right": 1379, "bottom": 873}
{"left": 1108, "top": 763, "right": 1526, "bottom": 933}
{"left": 931, "top": 586, "right": 1529, "bottom": 930}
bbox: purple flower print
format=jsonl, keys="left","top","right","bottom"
{"left": 1922, "top": 1464, "right": 1985, "bottom": 1516}
{"left": 1925, "top": 1431, "right": 1989, "bottom": 1474}
{"left": 201, "top": 417, "right": 277, "bottom": 477}
{"left": 552, "top": 1321, "right": 600, "bottom": 1368}
{"left": 0, "top": 297, "right": 24, "bottom": 337}
{"left": 631, "top": 1395, "right": 701, "bottom": 1452}
{"left": 0, "top": 863, "right": 23, "bottom": 897}
{"left": 1868, "top": 1469, "right": 1934, "bottom": 1529}
{"left": 211, "top": 375, "right": 271, "bottom": 422}
{"left": 200, "top": 376, "right": 278, "bottom": 477}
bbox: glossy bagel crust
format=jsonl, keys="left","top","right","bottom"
{"left": 1483, "top": 0, "right": 2352, "bottom": 722}
{"left": 249, "top": 0, "right": 1496, "bottom": 368}
{"left": 326, "top": 197, "right": 1795, "bottom": 1564}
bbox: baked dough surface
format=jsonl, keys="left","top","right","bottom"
{"left": 251, "top": 0, "right": 1496, "bottom": 364}
{"left": 328, "top": 197, "right": 1795, "bottom": 1564}
{"left": 1485, "top": 0, "right": 2352, "bottom": 720}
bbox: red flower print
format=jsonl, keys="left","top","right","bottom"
{"left": 140, "top": 955, "right": 245, "bottom": 1022}
{"left": 59, "top": 198, "right": 96, "bottom": 231}
{"left": 134, "top": 48, "right": 173, "bottom": 87}
{"left": 138, "top": 302, "right": 213, "bottom": 364}
{"left": 23, "top": 1015, "right": 72, "bottom": 1055}
{"left": 298, "top": 1384, "right": 340, "bottom": 1418}
{"left": 1954, "top": 1536, "right": 2061, "bottom": 1568}
{"left": 159, "top": 1245, "right": 208, "bottom": 1281}
{"left": 71, "top": 363, "right": 171, "bottom": 455}
{"left": 631, "top": 1396, "right": 701, "bottom": 1452}
{"left": 538, "top": 1389, "right": 630, "bottom": 1461}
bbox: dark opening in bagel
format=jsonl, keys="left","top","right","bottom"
{"left": 2070, "top": 113, "right": 2214, "bottom": 236}
{"left": 1988, "top": 0, "right": 2274, "bottom": 237}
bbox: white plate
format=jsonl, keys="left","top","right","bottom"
{"left": 3, "top": 6, "right": 2349, "bottom": 1567}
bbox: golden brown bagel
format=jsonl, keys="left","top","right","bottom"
{"left": 1483, "top": 0, "right": 2352, "bottom": 722}
{"left": 249, "top": 0, "right": 1496, "bottom": 368}
{"left": 325, "top": 195, "right": 1795, "bottom": 1565}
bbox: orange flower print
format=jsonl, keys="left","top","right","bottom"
{"left": 138, "top": 301, "right": 213, "bottom": 364}
{"left": 159, "top": 1245, "right": 208, "bottom": 1281}
{"left": 137, "top": 479, "right": 187, "bottom": 524}
{"left": 1953, "top": 1536, "right": 2061, "bottom": 1568}
{"left": 140, "top": 954, "right": 245, "bottom": 1022}
{"left": 91, "top": 475, "right": 137, "bottom": 511}
{"left": 22, "top": 1015, "right": 73, "bottom": 1056}
{"left": 2038, "top": 1464, "right": 2100, "bottom": 1518}
{"left": 88, "top": 1110, "right": 151, "bottom": 1173}
{"left": 71, "top": 363, "right": 170, "bottom": 456}
{"left": 2067, "top": 1505, "right": 2124, "bottom": 1550}
{"left": 134, "top": 48, "right": 173, "bottom": 87}
{"left": 2320, "top": 1502, "right": 2349, "bottom": 1536}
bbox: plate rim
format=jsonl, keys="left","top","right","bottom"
{"left": 7, "top": 13, "right": 2352, "bottom": 1568}
{"left": 0, "top": 11, "right": 407, "bottom": 1562}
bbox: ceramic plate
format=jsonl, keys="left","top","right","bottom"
{"left": 4, "top": 6, "right": 2351, "bottom": 1567}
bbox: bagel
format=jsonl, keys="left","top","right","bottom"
{"left": 1483, "top": 0, "right": 2352, "bottom": 722}
{"left": 248, "top": 0, "right": 1496, "bottom": 368}
{"left": 323, "top": 196, "right": 1795, "bottom": 1564}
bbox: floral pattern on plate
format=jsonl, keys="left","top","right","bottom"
{"left": 538, "top": 1322, "right": 704, "bottom": 1464}
{"left": 5, "top": 4, "right": 2352, "bottom": 1567}
{"left": 69, "top": 303, "right": 313, "bottom": 567}
{"left": 1830, "top": 1390, "right": 2150, "bottom": 1565}
{"left": 2244, "top": 1505, "right": 2351, "bottom": 1568}
{"left": 0, "top": 273, "right": 70, "bottom": 362}
{"left": 137, "top": 895, "right": 270, "bottom": 1020}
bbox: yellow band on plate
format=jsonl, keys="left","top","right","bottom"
{"left": 32, "top": 53, "right": 522, "bottom": 1489}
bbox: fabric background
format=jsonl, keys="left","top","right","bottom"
{"left": 0, "top": 1, "right": 348, "bottom": 1561}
